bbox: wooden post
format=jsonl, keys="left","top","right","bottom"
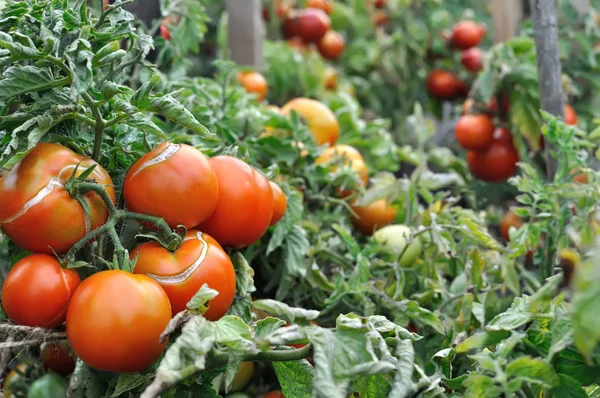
{"left": 570, "top": 0, "right": 590, "bottom": 14}
{"left": 226, "top": 0, "right": 263, "bottom": 68}
{"left": 530, "top": 0, "right": 564, "bottom": 180}
{"left": 491, "top": 0, "right": 522, "bottom": 43}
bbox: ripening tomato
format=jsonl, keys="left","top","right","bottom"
{"left": 317, "top": 30, "right": 344, "bottom": 60}
{"left": 306, "top": 0, "right": 333, "bottom": 14}
{"left": 132, "top": 230, "right": 236, "bottom": 319}
{"left": 573, "top": 169, "right": 588, "bottom": 184}
{"left": 1, "top": 254, "right": 81, "bottom": 328}
{"left": 123, "top": 142, "right": 218, "bottom": 229}
{"left": 42, "top": 343, "right": 76, "bottom": 375}
{"left": 263, "top": 0, "right": 290, "bottom": 22}
{"left": 449, "top": 20, "right": 485, "bottom": 50}
{"left": 281, "top": 98, "right": 340, "bottom": 146}
{"left": 467, "top": 141, "right": 519, "bottom": 182}
{"left": 500, "top": 211, "right": 523, "bottom": 242}
{"left": 493, "top": 127, "right": 513, "bottom": 144}
{"left": 373, "top": 0, "right": 386, "bottom": 8}
{"left": 160, "top": 23, "right": 171, "bottom": 41}
{"left": 316, "top": 144, "right": 364, "bottom": 164}
{"left": 66, "top": 270, "right": 171, "bottom": 373}
{"left": 455, "top": 114, "right": 495, "bottom": 152}
{"left": 264, "top": 391, "right": 285, "bottom": 398}
{"left": 237, "top": 71, "right": 268, "bottom": 101}
{"left": 198, "top": 156, "right": 274, "bottom": 248}
{"left": 269, "top": 182, "right": 287, "bottom": 226}
{"left": 0, "top": 143, "right": 115, "bottom": 254}
{"left": 427, "top": 70, "right": 460, "bottom": 100}
{"left": 221, "top": 362, "right": 255, "bottom": 393}
{"left": 324, "top": 67, "right": 338, "bottom": 90}
{"left": 461, "top": 47, "right": 483, "bottom": 73}
{"left": 297, "top": 8, "right": 331, "bottom": 43}
{"left": 371, "top": 10, "right": 390, "bottom": 26}
{"left": 350, "top": 199, "right": 396, "bottom": 235}
{"left": 564, "top": 104, "right": 578, "bottom": 125}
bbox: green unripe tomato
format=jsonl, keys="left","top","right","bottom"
{"left": 373, "top": 224, "right": 423, "bottom": 267}
{"left": 27, "top": 373, "right": 67, "bottom": 398}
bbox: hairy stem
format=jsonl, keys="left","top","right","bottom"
{"left": 83, "top": 93, "right": 106, "bottom": 162}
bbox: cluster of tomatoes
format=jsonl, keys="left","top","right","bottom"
{"left": 0, "top": 141, "right": 288, "bottom": 375}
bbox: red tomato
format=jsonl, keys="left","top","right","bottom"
{"left": 42, "top": 343, "right": 76, "bottom": 375}
{"left": 493, "top": 127, "right": 513, "bottom": 144}
{"left": 1, "top": 254, "right": 81, "bottom": 328}
{"left": 564, "top": 104, "right": 578, "bottom": 125}
{"left": 467, "top": 141, "right": 519, "bottom": 182}
{"left": 282, "top": 12, "right": 301, "bottom": 38}
{"left": 373, "top": 0, "right": 386, "bottom": 8}
{"left": 350, "top": 199, "right": 396, "bottom": 235}
{"left": 455, "top": 114, "right": 495, "bottom": 152}
{"left": 461, "top": 47, "right": 483, "bottom": 73}
{"left": 160, "top": 22, "right": 171, "bottom": 41}
{"left": 264, "top": 391, "right": 285, "bottom": 398}
{"left": 132, "top": 230, "right": 236, "bottom": 319}
{"left": 269, "top": 182, "right": 287, "bottom": 226}
{"left": 371, "top": 10, "right": 390, "bottom": 27}
{"left": 297, "top": 8, "right": 331, "bottom": 43}
{"left": 0, "top": 143, "right": 116, "bottom": 254}
{"left": 306, "top": 0, "right": 333, "bottom": 14}
{"left": 198, "top": 156, "right": 274, "bottom": 248}
{"left": 500, "top": 211, "right": 523, "bottom": 242}
{"left": 426, "top": 70, "right": 460, "bottom": 100}
{"left": 449, "top": 20, "right": 485, "bottom": 50}
{"left": 237, "top": 71, "right": 269, "bottom": 101}
{"left": 103, "top": 0, "right": 109, "bottom": 10}
{"left": 317, "top": 30, "right": 344, "bottom": 60}
{"left": 66, "top": 270, "right": 171, "bottom": 373}
{"left": 123, "top": 142, "right": 218, "bottom": 229}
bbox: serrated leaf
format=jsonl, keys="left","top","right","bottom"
{"left": 389, "top": 339, "right": 414, "bottom": 398}
{"left": 230, "top": 251, "right": 256, "bottom": 297}
{"left": 132, "top": 74, "right": 161, "bottom": 109}
{"left": 501, "top": 260, "right": 520, "bottom": 295}
{"left": 186, "top": 284, "right": 219, "bottom": 313}
{"left": 274, "top": 360, "right": 313, "bottom": 398}
{"left": 124, "top": 113, "right": 167, "bottom": 138}
{"left": 255, "top": 317, "right": 287, "bottom": 338}
{"left": 111, "top": 373, "right": 153, "bottom": 397}
{"left": 148, "top": 94, "right": 212, "bottom": 136}
{"left": 455, "top": 331, "right": 511, "bottom": 354}
{"left": 506, "top": 356, "right": 559, "bottom": 387}
{"left": 486, "top": 297, "right": 531, "bottom": 331}
{"left": 252, "top": 299, "right": 319, "bottom": 323}
{"left": 282, "top": 225, "right": 310, "bottom": 277}
{"left": 0, "top": 65, "right": 61, "bottom": 99}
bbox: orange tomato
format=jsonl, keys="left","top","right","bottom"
{"left": 455, "top": 114, "right": 495, "bottom": 152}
{"left": 324, "top": 67, "right": 338, "bottom": 90}
{"left": 499, "top": 211, "right": 523, "bottom": 242}
{"left": 132, "top": 230, "right": 236, "bottom": 319}
{"left": 198, "top": 156, "right": 274, "bottom": 248}
{"left": 281, "top": 98, "right": 340, "bottom": 146}
{"left": 564, "top": 104, "right": 578, "bottom": 125}
{"left": 0, "top": 143, "right": 115, "bottom": 254}
{"left": 66, "top": 270, "right": 171, "bottom": 373}
{"left": 1, "top": 254, "right": 81, "bottom": 328}
{"left": 306, "top": 0, "right": 332, "bottom": 14}
{"left": 316, "top": 145, "right": 368, "bottom": 196}
{"left": 350, "top": 199, "right": 396, "bottom": 235}
{"left": 123, "top": 142, "right": 218, "bottom": 229}
{"left": 269, "top": 181, "right": 288, "bottom": 226}
{"left": 317, "top": 30, "right": 345, "bottom": 60}
{"left": 237, "top": 71, "right": 268, "bottom": 101}
{"left": 287, "top": 36, "right": 309, "bottom": 51}
{"left": 449, "top": 20, "right": 485, "bottom": 50}
{"left": 371, "top": 10, "right": 390, "bottom": 26}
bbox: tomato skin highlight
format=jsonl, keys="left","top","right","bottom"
{"left": 66, "top": 270, "right": 171, "bottom": 373}
{"left": 237, "top": 71, "right": 268, "bottom": 101}
{"left": 42, "top": 343, "right": 76, "bottom": 375}
{"left": 132, "top": 230, "right": 236, "bottom": 319}
{"left": 198, "top": 156, "right": 274, "bottom": 248}
{"left": 281, "top": 98, "right": 340, "bottom": 146}
{"left": 1, "top": 254, "right": 81, "bottom": 328}
{"left": 467, "top": 141, "right": 519, "bottom": 182}
{"left": 455, "top": 114, "right": 495, "bottom": 152}
{"left": 124, "top": 142, "right": 218, "bottom": 229}
{"left": 351, "top": 199, "right": 396, "bottom": 235}
{"left": 0, "top": 143, "right": 115, "bottom": 255}
{"left": 269, "top": 181, "right": 287, "bottom": 226}
{"left": 317, "top": 30, "right": 345, "bottom": 60}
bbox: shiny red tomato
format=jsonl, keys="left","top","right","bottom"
{"left": 427, "top": 70, "right": 460, "bottom": 100}
{"left": 124, "top": 142, "right": 218, "bottom": 229}
{"left": 269, "top": 181, "right": 287, "bottom": 226}
{"left": 66, "top": 270, "right": 171, "bottom": 373}
{"left": 198, "top": 156, "right": 274, "bottom": 248}
{"left": 493, "top": 127, "right": 513, "bottom": 144}
{"left": 455, "top": 114, "right": 495, "bottom": 152}
{"left": 317, "top": 30, "right": 345, "bottom": 60}
{"left": 1, "top": 254, "right": 81, "bottom": 328}
{"left": 461, "top": 47, "right": 483, "bottom": 72}
{"left": 42, "top": 343, "right": 76, "bottom": 375}
{"left": 0, "top": 143, "right": 115, "bottom": 254}
{"left": 449, "top": 20, "right": 485, "bottom": 50}
{"left": 237, "top": 71, "right": 269, "bottom": 101}
{"left": 132, "top": 230, "right": 236, "bottom": 319}
{"left": 467, "top": 141, "right": 519, "bottom": 182}
{"left": 297, "top": 8, "right": 331, "bottom": 43}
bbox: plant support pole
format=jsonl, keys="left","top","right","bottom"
{"left": 529, "top": 0, "right": 564, "bottom": 180}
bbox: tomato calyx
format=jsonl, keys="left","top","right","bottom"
{"left": 136, "top": 225, "right": 187, "bottom": 252}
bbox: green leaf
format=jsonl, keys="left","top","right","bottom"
{"left": 282, "top": 225, "right": 310, "bottom": 277}
{"left": 467, "top": 250, "right": 485, "bottom": 289}
{"left": 501, "top": 260, "right": 520, "bottom": 295}
{"left": 148, "top": 94, "right": 212, "bottom": 137}
{"left": 255, "top": 317, "right": 287, "bottom": 339}
{"left": 273, "top": 360, "right": 313, "bottom": 398}
{"left": 463, "top": 374, "right": 502, "bottom": 398}
{"left": 0, "top": 65, "right": 62, "bottom": 99}
{"left": 455, "top": 331, "right": 511, "bottom": 354}
{"left": 66, "top": 39, "right": 94, "bottom": 97}
{"left": 486, "top": 297, "right": 532, "bottom": 331}
{"left": 230, "top": 251, "right": 256, "bottom": 297}
{"left": 267, "top": 187, "right": 303, "bottom": 254}
{"left": 123, "top": 113, "right": 167, "bottom": 138}
{"left": 132, "top": 74, "right": 161, "bottom": 109}
{"left": 549, "top": 374, "right": 590, "bottom": 398}
{"left": 348, "top": 375, "right": 392, "bottom": 398}
{"left": 186, "top": 284, "right": 219, "bottom": 313}
{"left": 571, "top": 253, "right": 600, "bottom": 361}
{"left": 111, "top": 373, "right": 153, "bottom": 397}
{"left": 389, "top": 339, "right": 414, "bottom": 397}
{"left": 506, "top": 356, "right": 559, "bottom": 387}
{"left": 252, "top": 299, "right": 319, "bottom": 324}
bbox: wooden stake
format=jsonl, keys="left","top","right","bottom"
{"left": 491, "top": 0, "right": 522, "bottom": 43}
{"left": 226, "top": 0, "right": 263, "bottom": 68}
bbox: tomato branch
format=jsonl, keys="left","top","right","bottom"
{"left": 83, "top": 92, "right": 106, "bottom": 162}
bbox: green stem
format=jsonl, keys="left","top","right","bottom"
{"left": 83, "top": 93, "right": 105, "bottom": 162}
